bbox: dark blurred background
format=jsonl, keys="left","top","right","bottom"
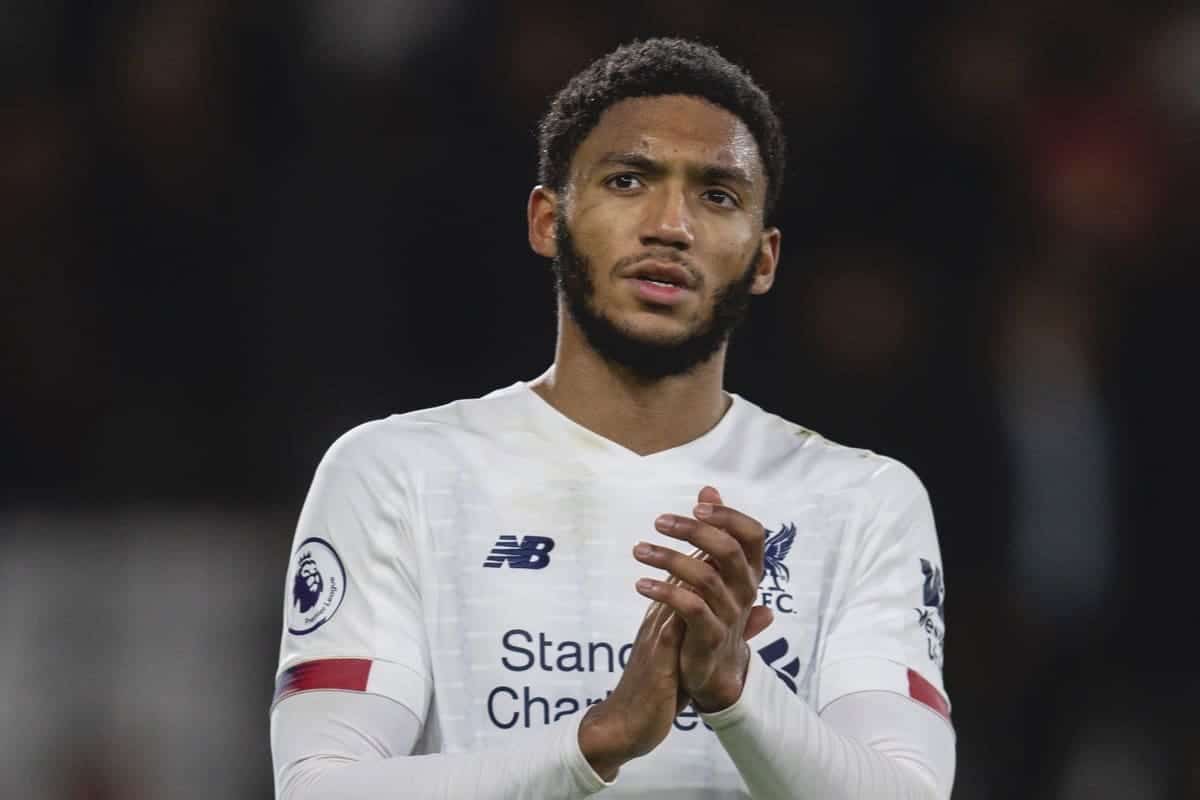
{"left": 3, "top": 1, "right": 1197, "bottom": 797}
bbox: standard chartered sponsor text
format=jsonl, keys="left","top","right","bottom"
{"left": 486, "top": 628, "right": 713, "bottom": 732}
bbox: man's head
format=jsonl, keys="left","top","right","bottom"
{"left": 528, "top": 39, "right": 785, "bottom": 381}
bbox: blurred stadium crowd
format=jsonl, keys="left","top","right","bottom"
{"left": 2, "top": 1, "right": 1198, "bottom": 798}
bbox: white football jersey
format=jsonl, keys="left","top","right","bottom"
{"left": 274, "top": 379, "right": 950, "bottom": 798}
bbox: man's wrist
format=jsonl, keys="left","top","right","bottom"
{"left": 690, "top": 644, "right": 752, "bottom": 713}
{"left": 577, "top": 703, "right": 630, "bottom": 782}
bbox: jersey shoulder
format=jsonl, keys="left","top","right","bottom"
{"left": 733, "top": 396, "right": 929, "bottom": 503}
{"left": 319, "top": 383, "right": 529, "bottom": 471}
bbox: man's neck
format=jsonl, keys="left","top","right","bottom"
{"left": 529, "top": 317, "right": 731, "bottom": 456}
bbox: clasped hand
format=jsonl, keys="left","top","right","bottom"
{"left": 577, "top": 486, "right": 775, "bottom": 780}
{"left": 634, "top": 486, "right": 775, "bottom": 711}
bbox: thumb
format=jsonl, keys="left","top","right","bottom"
{"left": 698, "top": 485, "right": 723, "bottom": 506}
{"left": 742, "top": 605, "right": 775, "bottom": 641}
{"left": 655, "top": 610, "right": 686, "bottom": 651}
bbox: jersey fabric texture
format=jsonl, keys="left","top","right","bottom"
{"left": 274, "top": 379, "right": 950, "bottom": 797}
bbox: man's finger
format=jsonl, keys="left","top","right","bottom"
{"left": 743, "top": 604, "right": 774, "bottom": 641}
{"left": 637, "top": 598, "right": 682, "bottom": 659}
{"left": 639, "top": 593, "right": 673, "bottom": 634}
{"left": 655, "top": 609, "right": 685, "bottom": 650}
{"left": 663, "top": 547, "right": 709, "bottom": 586}
{"left": 636, "top": 578, "right": 723, "bottom": 644}
{"left": 653, "top": 515, "right": 757, "bottom": 601}
{"left": 634, "top": 541, "right": 737, "bottom": 623}
{"left": 690, "top": 502, "right": 767, "bottom": 573}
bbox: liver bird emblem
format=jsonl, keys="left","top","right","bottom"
{"left": 763, "top": 523, "right": 797, "bottom": 591}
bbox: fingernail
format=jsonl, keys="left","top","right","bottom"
{"left": 634, "top": 542, "right": 653, "bottom": 557}
{"left": 636, "top": 579, "right": 656, "bottom": 593}
{"left": 654, "top": 514, "right": 674, "bottom": 531}
{"left": 694, "top": 503, "right": 713, "bottom": 519}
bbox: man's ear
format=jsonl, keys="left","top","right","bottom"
{"left": 750, "top": 227, "right": 781, "bottom": 295}
{"left": 528, "top": 185, "right": 559, "bottom": 258}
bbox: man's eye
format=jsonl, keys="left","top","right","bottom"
{"left": 704, "top": 189, "right": 738, "bottom": 207}
{"left": 607, "top": 174, "right": 643, "bottom": 190}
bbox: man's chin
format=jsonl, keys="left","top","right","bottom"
{"left": 605, "top": 320, "right": 696, "bottom": 351}
{"left": 611, "top": 307, "right": 701, "bottom": 339}
{"left": 576, "top": 317, "right": 725, "bottom": 380}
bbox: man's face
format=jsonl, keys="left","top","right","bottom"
{"left": 547, "top": 95, "right": 779, "bottom": 379}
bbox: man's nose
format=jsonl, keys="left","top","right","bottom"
{"left": 639, "top": 185, "right": 694, "bottom": 250}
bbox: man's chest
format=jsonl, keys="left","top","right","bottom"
{"left": 406, "top": 470, "right": 858, "bottom": 743}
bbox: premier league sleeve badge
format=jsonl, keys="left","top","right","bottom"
{"left": 286, "top": 537, "right": 347, "bottom": 635}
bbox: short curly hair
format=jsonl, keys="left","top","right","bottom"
{"left": 537, "top": 38, "right": 786, "bottom": 222}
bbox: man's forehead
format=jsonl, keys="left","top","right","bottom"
{"left": 576, "top": 95, "right": 762, "bottom": 178}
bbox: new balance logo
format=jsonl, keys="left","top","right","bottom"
{"left": 482, "top": 535, "right": 556, "bottom": 569}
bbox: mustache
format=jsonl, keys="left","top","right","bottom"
{"left": 611, "top": 249, "right": 699, "bottom": 282}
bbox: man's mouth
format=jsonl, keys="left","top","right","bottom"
{"left": 626, "top": 260, "right": 695, "bottom": 289}
{"left": 627, "top": 275, "right": 692, "bottom": 305}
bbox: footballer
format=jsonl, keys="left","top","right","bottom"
{"left": 270, "top": 38, "right": 955, "bottom": 799}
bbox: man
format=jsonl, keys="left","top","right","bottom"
{"left": 270, "top": 38, "right": 955, "bottom": 799}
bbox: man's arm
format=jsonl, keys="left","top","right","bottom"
{"left": 698, "top": 657, "right": 954, "bottom": 799}
{"left": 638, "top": 481, "right": 954, "bottom": 799}
{"left": 271, "top": 656, "right": 953, "bottom": 800}
{"left": 272, "top": 692, "right": 608, "bottom": 800}
{"left": 271, "top": 592, "right": 697, "bottom": 798}
{"left": 274, "top": 429, "right": 613, "bottom": 799}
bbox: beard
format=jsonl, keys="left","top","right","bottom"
{"left": 552, "top": 219, "right": 759, "bottom": 381}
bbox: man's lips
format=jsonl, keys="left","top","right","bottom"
{"left": 626, "top": 275, "right": 693, "bottom": 305}
{"left": 624, "top": 259, "right": 696, "bottom": 289}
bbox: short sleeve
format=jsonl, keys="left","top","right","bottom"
{"left": 816, "top": 460, "right": 950, "bottom": 724}
{"left": 272, "top": 426, "right": 431, "bottom": 721}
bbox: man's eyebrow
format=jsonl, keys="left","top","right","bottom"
{"left": 593, "top": 152, "right": 754, "bottom": 188}
{"left": 696, "top": 163, "right": 753, "bottom": 188}
{"left": 594, "top": 152, "right": 664, "bottom": 173}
